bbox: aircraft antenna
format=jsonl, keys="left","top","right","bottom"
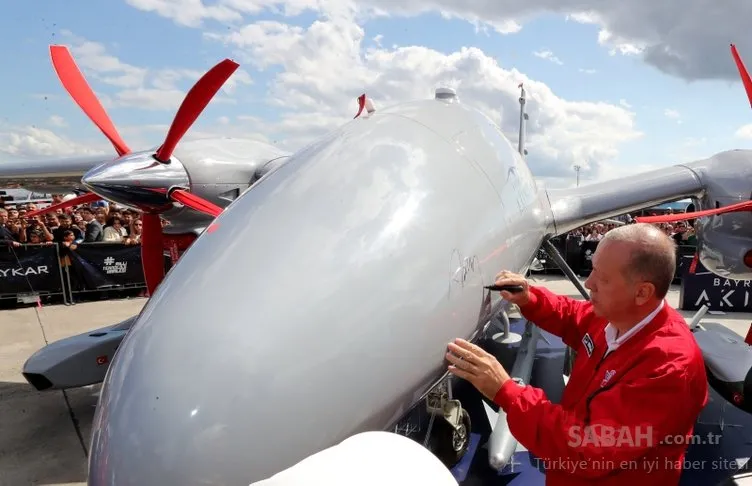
{"left": 517, "top": 83, "right": 528, "bottom": 157}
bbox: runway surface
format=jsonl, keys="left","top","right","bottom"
{"left": 1, "top": 274, "right": 751, "bottom": 485}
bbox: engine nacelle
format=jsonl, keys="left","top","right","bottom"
{"left": 80, "top": 138, "right": 292, "bottom": 235}
{"left": 159, "top": 138, "right": 291, "bottom": 233}
{"left": 684, "top": 149, "right": 752, "bottom": 281}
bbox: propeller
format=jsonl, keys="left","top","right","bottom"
{"left": 42, "top": 45, "right": 236, "bottom": 295}
{"left": 170, "top": 189, "right": 222, "bottom": 217}
{"left": 25, "top": 192, "right": 101, "bottom": 219}
{"left": 50, "top": 46, "right": 132, "bottom": 156}
{"left": 731, "top": 43, "right": 752, "bottom": 108}
{"left": 154, "top": 59, "right": 239, "bottom": 163}
{"left": 635, "top": 44, "right": 752, "bottom": 225}
{"left": 353, "top": 93, "right": 375, "bottom": 118}
{"left": 634, "top": 200, "right": 752, "bottom": 224}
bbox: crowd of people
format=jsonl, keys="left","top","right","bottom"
{"left": 1, "top": 195, "right": 696, "bottom": 252}
{"left": 0, "top": 194, "right": 146, "bottom": 248}
{"left": 566, "top": 211, "right": 697, "bottom": 248}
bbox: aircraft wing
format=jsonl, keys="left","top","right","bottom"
{"left": 544, "top": 162, "right": 706, "bottom": 236}
{"left": 542, "top": 148, "right": 752, "bottom": 283}
{"left": 546, "top": 43, "right": 752, "bottom": 238}
{"left": 0, "top": 154, "right": 112, "bottom": 192}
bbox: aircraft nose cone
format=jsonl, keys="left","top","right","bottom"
{"left": 87, "top": 107, "right": 507, "bottom": 485}
{"left": 81, "top": 151, "right": 189, "bottom": 211}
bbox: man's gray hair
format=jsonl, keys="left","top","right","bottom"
{"left": 601, "top": 223, "right": 677, "bottom": 299}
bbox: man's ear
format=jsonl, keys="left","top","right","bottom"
{"left": 634, "top": 282, "right": 656, "bottom": 306}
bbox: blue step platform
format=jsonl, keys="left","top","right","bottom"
{"left": 445, "top": 317, "right": 752, "bottom": 486}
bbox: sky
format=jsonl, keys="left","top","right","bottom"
{"left": 1, "top": 0, "right": 752, "bottom": 190}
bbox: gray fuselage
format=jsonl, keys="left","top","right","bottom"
{"left": 87, "top": 96, "right": 550, "bottom": 485}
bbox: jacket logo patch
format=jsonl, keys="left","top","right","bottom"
{"left": 582, "top": 333, "right": 594, "bottom": 357}
{"left": 601, "top": 369, "right": 616, "bottom": 387}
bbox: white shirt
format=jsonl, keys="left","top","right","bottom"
{"left": 604, "top": 300, "right": 664, "bottom": 356}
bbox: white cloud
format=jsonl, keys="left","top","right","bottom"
{"left": 4, "top": 5, "right": 648, "bottom": 185}
{"left": 124, "top": 0, "right": 243, "bottom": 27}
{"left": 597, "top": 28, "right": 644, "bottom": 57}
{"left": 0, "top": 125, "right": 108, "bottom": 160}
{"left": 48, "top": 115, "right": 67, "bottom": 128}
{"left": 53, "top": 30, "right": 253, "bottom": 112}
{"left": 66, "top": 35, "right": 148, "bottom": 88}
{"left": 204, "top": 13, "right": 642, "bottom": 180}
{"left": 735, "top": 123, "right": 752, "bottom": 139}
{"left": 567, "top": 11, "right": 599, "bottom": 24}
{"left": 579, "top": 68, "right": 596, "bottom": 74}
{"left": 490, "top": 19, "right": 522, "bottom": 35}
{"left": 533, "top": 50, "right": 563, "bottom": 65}
{"left": 0, "top": 116, "right": 273, "bottom": 164}
{"left": 663, "top": 108, "right": 682, "bottom": 124}
{"left": 123, "top": 0, "right": 752, "bottom": 82}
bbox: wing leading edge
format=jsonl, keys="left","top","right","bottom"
{"left": 544, "top": 163, "right": 705, "bottom": 236}
{"left": 0, "top": 154, "right": 113, "bottom": 192}
{"left": 542, "top": 147, "right": 752, "bottom": 284}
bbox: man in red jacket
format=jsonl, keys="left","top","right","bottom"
{"left": 446, "top": 223, "right": 709, "bottom": 485}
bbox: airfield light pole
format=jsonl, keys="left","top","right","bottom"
{"left": 574, "top": 164, "right": 581, "bottom": 187}
{"left": 518, "top": 83, "right": 528, "bottom": 157}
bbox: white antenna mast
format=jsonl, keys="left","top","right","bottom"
{"left": 517, "top": 83, "right": 528, "bottom": 157}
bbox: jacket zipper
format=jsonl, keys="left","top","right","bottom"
{"left": 581, "top": 322, "right": 661, "bottom": 425}
{"left": 583, "top": 347, "right": 611, "bottom": 425}
{"left": 583, "top": 347, "right": 641, "bottom": 425}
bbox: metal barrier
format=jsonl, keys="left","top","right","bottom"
{"left": 0, "top": 243, "right": 69, "bottom": 304}
{"left": 0, "top": 242, "right": 170, "bottom": 305}
{"left": 62, "top": 242, "right": 147, "bottom": 303}
{"left": 5, "top": 241, "right": 738, "bottom": 311}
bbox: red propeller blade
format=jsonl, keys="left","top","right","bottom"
{"left": 354, "top": 94, "right": 366, "bottom": 119}
{"left": 731, "top": 44, "right": 752, "bottom": 109}
{"left": 154, "top": 59, "right": 239, "bottom": 162}
{"left": 25, "top": 193, "right": 101, "bottom": 219}
{"left": 50, "top": 45, "right": 131, "bottom": 156}
{"left": 635, "top": 200, "right": 752, "bottom": 224}
{"left": 170, "top": 189, "right": 223, "bottom": 217}
{"left": 140, "top": 213, "right": 165, "bottom": 297}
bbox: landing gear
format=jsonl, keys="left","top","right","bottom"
{"left": 424, "top": 378, "right": 472, "bottom": 468}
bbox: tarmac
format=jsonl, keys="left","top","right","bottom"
{"left": 0, "top": 296, "right": 145, "bottom": 486}
{"left": 0, "top": 274, "right": 751, "bottom": 486}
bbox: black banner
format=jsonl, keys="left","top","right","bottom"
{"left": 679, "top": 258, "right": 752, "bottom": 312}
{"left": 66, "top": 243, "right": 145, "bottom": 289}
{"left": 0, "top": 244, "right": 63, "bottom": 295}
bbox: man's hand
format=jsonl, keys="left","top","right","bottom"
{"left": 493, "top": 270, "right": 531, "bottom": 306}
{"left": 446, "top": 338, "right": 511, "bottom": 401}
